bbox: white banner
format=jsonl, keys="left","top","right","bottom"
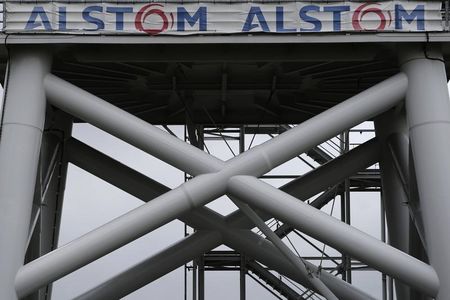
{"left": 5, "top": 1, "right": 443, "bottom": 35}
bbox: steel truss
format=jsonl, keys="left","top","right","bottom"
{"left": 0, "top": 45, "right": 449, "bottom": 300}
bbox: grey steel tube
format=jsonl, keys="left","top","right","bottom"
{"left": 227, "top": 176, "right": 439, "bottom": 296}
{"left": 375, "top": 110, "right": 411, "bottom": 300}
{"left": 401, "top": 46, "right": 450, "bottom": 299}
{"left": 0, "top": 48, "right": 51, "bottom": 300}
{"left": 44, "top": 74, "right": 224, "bottom": 176}
{"left": 71, "top": 139, "right": 379, "bottom": 299}
{"left": 66, "top": 138, "right": 169, "bottom": 201}
{"left": 213, "top": 73, "right": 407, "bottom": 178}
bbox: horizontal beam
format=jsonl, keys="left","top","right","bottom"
{"left": 227, "top": 175, "right": 439, "bottom": 296}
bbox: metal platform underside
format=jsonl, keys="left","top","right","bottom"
{"left": 23, "top": 42, "right": 441, "bottom": 125}
{"left": 1, "top": 31, "right": 450, "bottom": 125}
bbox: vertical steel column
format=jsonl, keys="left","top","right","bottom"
{"left": 238, "top": 125, "right": 246, "bottom": 300}
{"left": 381, "top": 194, "right": 387, "bottom": 300}
{"left": 375, "top": 109, "right": 411, "bottom": 300}
{"left": 388, "top": 277, "right": 394, "bottom": 300}
{"left": 192, "top": 261, "right": 197, "bottom": 300}
{"left": 339, "top": 133, "right": 347, "bottom": 283}
{"left": 191, "top": 125, "right": 204, "bottom": 300}
{"left": 339, "top": 131, "right": 351, "bottom": 283}
{"left": 343, "top": 130, "right": 352, "bottom": 283}
{"left": 198, "top": 255, "right": 205, "bottom": 300}
{"left": 409, "top": 158, "right": 431, "bottom": 300}
{"left": 0, "top": 47, "right": 51, "bottom": 299}
{"left": 240, "top": 255, "right": 246, "bottom": 300}
{"left": 400, "top": 45, "right": 450, "bottom": 299}
{"left": 26, "top": 110, "right": 73, "bottom": 300}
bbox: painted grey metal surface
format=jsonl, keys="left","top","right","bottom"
{"left": 69, "top": 140, "right": 378, "bottom": 299}
{"left": 67, "top": 137, "right": 379, "bottom": 299}
{"left": 375, "top": 109, "right": 412, "bottom": 300}
{"left": 44, "top": 74, "right": 224, "bottom": 176}
{"left": 17, "top": 71, "right": 407, "bottom": 297}
{"left": 227, "top": 175, "right": 439, "bottom": 296}
{"left": 0, "top": 48, "right": 51, "bottom": 300}
{"left": 401, "top": 45, "right": 450, "bottom": 300}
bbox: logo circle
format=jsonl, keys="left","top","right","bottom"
{"left": 352, "top": 3, "right": 392, "bottom": 31}
{"left": 135, "top": 4, "right": 174, "bottom": 35}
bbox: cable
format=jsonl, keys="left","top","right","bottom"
{"left": 424, "top": 32, "right": 446, "bottom": 63}
{"left": 0, "top": 33, "right": 11, "bottom": 140}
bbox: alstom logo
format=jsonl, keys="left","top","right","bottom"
{"left": 352, "top": 3, "right": 393, "bottom": 31}
{"left": 22, "top": 2, "right": 430, "bottom": 34}
{"left": 135, "top": 4, "right": 174, "bottom": 35}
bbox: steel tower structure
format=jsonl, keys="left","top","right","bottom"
{"left": 0, "top": 1, "right": 449, "bottom": 299}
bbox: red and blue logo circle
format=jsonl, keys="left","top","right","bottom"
{"left": 135, "top": 4, "right": 174, "bottom": 35}
{"left": 352, "top": 3, "right": 392, "bottom": 31}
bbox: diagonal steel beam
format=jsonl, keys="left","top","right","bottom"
{"left": 16, "top": 72, "right": 408, "bottom": 297}
{"left": 274, "top": 186, "right": 339, "bottom": 240}
{"left": 75, "top": 231, "right": 222, "bottom": 300}
{"left": 227, "top": 176, "right": 439, "bottom": 297}
{"left": 68, "top": 138, "right": 379, "bottom": 299}
{"left": 45, "top": 74, "right": 224, "bottom": 176}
